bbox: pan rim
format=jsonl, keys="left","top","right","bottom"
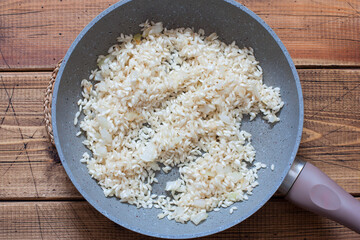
{"left": 52, "top": 0, "right": 304, "bottom": 238}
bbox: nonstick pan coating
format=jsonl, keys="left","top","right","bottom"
{"left": 52, "top": 0, "right": 304, "bottom": 238}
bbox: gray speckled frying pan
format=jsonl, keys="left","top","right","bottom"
{"left": 52, "top": 0, "right": 360, "bottom": 238}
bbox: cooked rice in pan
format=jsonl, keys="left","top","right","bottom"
{"left": 75, "top": 21, "right": 283, "bottom": 225}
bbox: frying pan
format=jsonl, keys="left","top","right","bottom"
{"left": 52, "top": 0, "right": 360, "bottom": 238}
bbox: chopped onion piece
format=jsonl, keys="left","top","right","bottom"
{"left": 193, "top": 199, "right": 206, "bottom": 208}
{"left": 140, "top": 143, "right": 157, "bottom": 162}
{"left": 191, "top": 212, "right": 208, "bottom": 225}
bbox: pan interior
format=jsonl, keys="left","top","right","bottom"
{"left": 53, "top": 0, "right": 302, "bottom": 238}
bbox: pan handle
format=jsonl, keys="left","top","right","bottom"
{"left": 279, "top": 158, "right": 360, "bottom": 233}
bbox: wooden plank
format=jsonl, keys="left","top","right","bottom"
{"left": 0, "top": 199, "right": 359, "bottom": 239}
{"left": 242, "top": 0, "right": 360, "bottom": 67}
{"left": 0, "top": 72, "right": 81, "bottom": 199}
{"left": 299, "top": 69, "right": 360, "bottom": 193}
{"left": 0, "top": 0, "right": 359, "bottom": 70}
{"left": 0, "top": 70, "right": 359, "bottom": 200}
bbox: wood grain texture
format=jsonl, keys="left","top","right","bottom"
{"left": 242, "top": 0, "right": 360, "bottom": 66}
{"left": 299, "top": 69, "right": 360, "bottom": 194}
{"left": 2, "top": 0, "right": 360, "bottom": 238}
{"left": 0, "top": 69, "right": 359, "bottom": 200}
{"left": 0, "top": 0, "right": 360, "bottom": 70}
{"left": 0, "top": 72, "right": 81, "bottom": 199}
{"left": 1, "top": 199, "right": 359, "bottom": 239}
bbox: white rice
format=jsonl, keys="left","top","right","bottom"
{"left": 75, "top": 21, "right": 283, "bottom": 225}
{"left": 229, "top": 206, "right": 238, "bottom": 214}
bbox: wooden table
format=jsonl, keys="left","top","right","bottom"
{"left": 1, "top": 0, "right": 359, "bottom": 239}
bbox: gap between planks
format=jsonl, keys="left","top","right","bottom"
{"left": 1, "top": 66, "right": 360, "bottom": 73}
{"left": 1, "top": 193, "right": 359, "bottom": 202}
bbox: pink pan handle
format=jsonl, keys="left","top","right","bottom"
{"left": 283, "top": 159, "right": 360, "bottom": 233}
